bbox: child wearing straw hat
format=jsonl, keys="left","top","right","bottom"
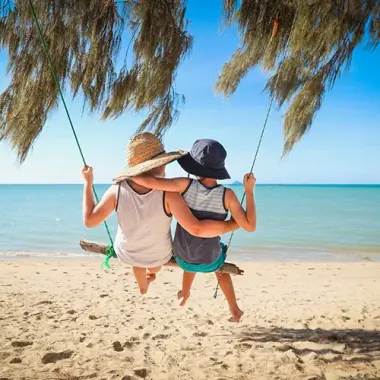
{"left": 82, "top": 133, "right": 239, "bottom": 295}
{"left": 133, "top": 139, "right": 256, "bottom": 322}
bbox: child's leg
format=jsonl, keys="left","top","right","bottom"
{"left": 215, "top": 271, "right": 244, "bottom": 322}
{"left": 178, "top": 271, "right": 196, "bottom": 306}
{"left": 132, "top": 267, "right": 150, "bottom": 294}
{"left": 147, "top": 266, "right": 161, "bottom": 283}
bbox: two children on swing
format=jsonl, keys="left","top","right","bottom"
{"left": 82, "top": 133, "right": 256, "bottom": 322}
{"left": 133, "top": 138, "right": 256, "bottom": 322}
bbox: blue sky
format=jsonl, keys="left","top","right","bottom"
{"left": 1, "top": 2, "right": 379, "bottom": 184}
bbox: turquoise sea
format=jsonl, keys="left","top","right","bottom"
{"left": 0, "top": 184, "right": 379, "bottom": 262}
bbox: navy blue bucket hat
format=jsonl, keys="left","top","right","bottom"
{"left": 178, "top": 139, "right": 230, "bottom": 180}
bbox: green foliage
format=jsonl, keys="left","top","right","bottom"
{"left": 217, "top": 0, "right": 380, "bottom": 153}
{"left": 0, "top": 0, "right": 191, "bottom": 162}
{"left": 0, "top": 0, "right": 379, "bottom": 162}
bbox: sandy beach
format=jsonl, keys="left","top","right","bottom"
{"left": 1, "top": 259, "right": 380, "bottom": 380}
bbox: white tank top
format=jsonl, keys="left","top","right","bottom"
{"left": 114, "top": 181, "right": 173, "bottom": 267}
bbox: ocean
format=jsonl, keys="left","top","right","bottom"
{"left": 0, "top": 184, "right": 379, "bottom": 262}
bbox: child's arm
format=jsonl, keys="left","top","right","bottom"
{"left": 82, "top": 166, "right": 116, "bottom": 228}
{"left": 225, "top": 173, "right": 256, "bottom": 232}
{"left": 166, "top": 192, "right": 239, "bottom": 237}
{"left": 132, "top": 175, "right": 190, "bottom": 193}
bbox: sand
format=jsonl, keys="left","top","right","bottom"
{"left": 1, "top": 259, "right": 380, "bottom": 380}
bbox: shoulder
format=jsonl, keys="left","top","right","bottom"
{"left": 103, "top": 184, "right": 119, "bottom": 209}
{"left": 224, "top": 187, "right": 235, "bottom": 197}
{"left": 182, "top": 178, "right": 193, "bottom": 194}
{"left": 224, "top": 187, "right": 238, "bottom": 207}
{"left": 105, "top": 184, "right": 119, "bottom": 198}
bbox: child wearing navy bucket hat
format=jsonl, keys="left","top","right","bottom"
{"left": 133, "top": 139, "right": 256, "bottom": 322}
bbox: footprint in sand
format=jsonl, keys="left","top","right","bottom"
{"left": 234, "top": 343, "right": 252, "bottom": 352}
{"left": 10, "top": 357, "right": 22, "bottom": 364}
{"left": 124, "top": 338, "right": 141, "bottom": 349}
{"left": 41, "top": 350, "right": 74, "bottom": 364}
{"left": 113, "top": 341, "right": 124, "bottom": 352}
{"left": 124, "top": 342, "right": 135, "bottom": 349}
{"left": 11, "top": 341, "right": 33, "bottom": 348}
{"left": 134, "top": 368, "right": 149, "bottom": 378}
{"left": 152, "top": 334, "right": 170, "bottom": 340}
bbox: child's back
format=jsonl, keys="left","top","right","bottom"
{"left": 174, "top": 179, "right": 227, "bottom": 264}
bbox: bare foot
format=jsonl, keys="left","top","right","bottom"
{"left": 177, "top": 290, "right": 190, "bottom": 306}
{"left": 228, "top": 308, "right": 244, "bottom": 322}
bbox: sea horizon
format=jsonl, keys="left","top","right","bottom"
{"left": 1, "top": 183, "right": 379, "bottom": 262}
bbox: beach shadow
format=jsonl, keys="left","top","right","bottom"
{"left": 239, "top": 327, "right": 380, "bottom": 364}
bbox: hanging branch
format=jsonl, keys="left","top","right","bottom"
{"left": 0, "top": 0, "right": 379, "bottom": 162}
{"left": 217, "top": 0, "right": 380, "bottom": 153}
{"left": 0, "top": 0, "right": 191, "bottom": 162}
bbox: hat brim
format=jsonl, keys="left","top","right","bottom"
{"left": 113, "top": 150, "right": 188, "bottom": 182}
{"left": 178, "top": 153, "right": 231, "bottom": 180}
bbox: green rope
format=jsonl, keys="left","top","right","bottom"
{"left": 103, "top": 245, "right": 117, "bottom": 270}
{"left": 28, "top": 0, "right": 115, "bottom": 268}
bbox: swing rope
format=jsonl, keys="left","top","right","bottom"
{"left": 214, "top": 7, "right": 299, "bottom": 298}
{"left": 28, "top": 0, "right": 116, "bottom": 269}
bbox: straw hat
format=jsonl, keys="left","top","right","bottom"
{"left": 113, "top": 132, "right": 187, "bottom": 181}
